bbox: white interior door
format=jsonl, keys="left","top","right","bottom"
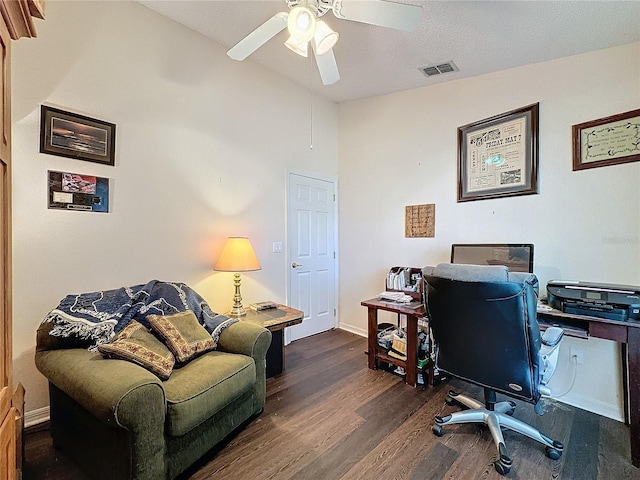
{"left": 287, "top": 173, "right": 336, "bottom": 341}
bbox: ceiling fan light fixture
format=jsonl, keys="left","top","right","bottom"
{"left": 229, "top": 0, "right": 423, "bottom": 85}
{"left": 313, "top": 20, "right": 339, "bottom": 55}
{"left": 287, "top": 5, "right": 316, "bottom": 42}
{"left": 284, "top": 34, "right": 309, "bottom": 57}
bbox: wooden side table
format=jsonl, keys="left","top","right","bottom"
{"left": 361, "top": 298, "right": 430, "bottom": 387}
{"left": 239, "top": 304, "right": 304, "bottom": 378}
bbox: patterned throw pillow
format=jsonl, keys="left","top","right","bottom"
{"left": 147, "top": 310, "right": 215, "bottom": 364}
{"left": 98, "top": 320, "right": 175, "bottom": 380}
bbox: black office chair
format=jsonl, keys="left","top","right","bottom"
{"left": 423, "top": 263, "right": 565, "bottom": 475}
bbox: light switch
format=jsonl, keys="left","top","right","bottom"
{"left": 273, "top": 242, "right": 283, "bottom": 253}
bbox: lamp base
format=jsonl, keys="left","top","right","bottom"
{"left": 228, "top": 306, "right": 247, "bottom": 317}
{"left": 229, "top": 272, "right": 247, "bottom": 317}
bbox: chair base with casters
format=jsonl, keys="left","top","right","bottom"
{"left": 432, "top": 388, "right": 564, "bottom": 476}
{"left": 423, "top": 263, "right": 568, "bottom": 476}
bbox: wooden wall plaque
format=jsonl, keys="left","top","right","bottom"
{"left": 405, "top": 204, "right": 435, "bottom": 238}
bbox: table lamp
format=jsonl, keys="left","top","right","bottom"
{"left": 214, "top": 237, "right": 261, "bottom": 317}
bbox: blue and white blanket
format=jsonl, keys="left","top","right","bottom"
{"left": 42, "top": 280, "right": 237, "bottom": 350}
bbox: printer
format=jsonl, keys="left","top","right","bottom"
{"left": 547, "top": 280, "right": 640, "bottom": 322}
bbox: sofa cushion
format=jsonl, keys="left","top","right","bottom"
{"left": 163, "top": 350, "right": 256, "bottom": 437}
{"left": 97, "top": 320, "right": 175, "bottom": 380}
{"left": 147, "top": 310, "right": 215, "bottom": 363}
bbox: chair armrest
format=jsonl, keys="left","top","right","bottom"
{"left": 539, "top": 327, "right": 564, "bottom": 388}
{"left": 541, "top": 326, "right": 564, "bottom": 347}
{"left": 217, "top": 321, "right": 272, "bottom": 361}
{"left": 217, "top": 321, "right": 272, "bottom": 413}
{"left": 35, "top": 348, "right": 166, "bottom": 428}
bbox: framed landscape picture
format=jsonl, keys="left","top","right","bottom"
{"left": 40, "top": 105, "right": 116, "bottom": 166}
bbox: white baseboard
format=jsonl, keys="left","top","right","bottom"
{"left": 337, "top": 323, "right": 366, "bottom": 338}
{"left": 25, "top": 406, "right": 50, "bottom": 428}
{"left": 553, "top": 393, "right": 624, "bottom": 423}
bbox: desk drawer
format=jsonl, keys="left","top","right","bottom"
{"left": 590, "top": 322, "right": 627, "bottom": 343}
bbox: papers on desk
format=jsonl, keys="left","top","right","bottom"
{"left": 537, "top": 301, "right": 554, "bottom": 312}
{"left": 386, "top": 267, "right": 421, "bottom": 292}
{"left": 378, "top": 291, "right": 414, "bottom": 303}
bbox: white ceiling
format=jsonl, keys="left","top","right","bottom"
{"left": 138, "top": 0, "right": 640, "bottom": 103}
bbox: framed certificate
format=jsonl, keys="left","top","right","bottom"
{"left": 457, "top": 103, "right": 539, "bottom": 202}
{"left": 572, "top": 109, "right": 640, "bottom": 171}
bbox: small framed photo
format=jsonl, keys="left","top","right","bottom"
{"left": 48, "top": 170, "right": 109, "bottom": 213}
{"left": 40, "top": 105, "right": 116, "bottom": 166}
{"left": 457, "top": 103, "right": 539, "bottom": 202}
{"left": 572, "top": 109, "right": 640, "bottom": 171}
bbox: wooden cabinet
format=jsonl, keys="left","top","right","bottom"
{"left": 0, "top": 2, "right": 43, "bottom": 479}
{"left": 0, "top": 400, "right": 16, "bottom": 480}
{"left": 0, "top": 11, "right": 13, "bottom": 479}
{"left": 0, "top": 0, "right": 45, "bottom": 40}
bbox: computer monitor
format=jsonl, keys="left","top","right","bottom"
{"left": 450, "top": 243, "right": 534, "bottom": 273}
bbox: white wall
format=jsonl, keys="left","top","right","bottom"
{"left": 338, "top": 43, "right": 640, "bottom": 421}
{"left": 12, "top": 1, "right": 338, "bottom": 414}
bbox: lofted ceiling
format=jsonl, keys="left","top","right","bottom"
{"left": 138, "top": 0, "right": 640, "bottom": 103}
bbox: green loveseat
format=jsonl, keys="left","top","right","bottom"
{"left": 35, "top": 320, "right": 271, "bottom": 480}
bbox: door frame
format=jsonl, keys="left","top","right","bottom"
{"left": 284, "top": 170, "right": 339, "bottom": 345}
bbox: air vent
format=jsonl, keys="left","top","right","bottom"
{"left": 420, "top": 61, "right": 459, "bottom": 78}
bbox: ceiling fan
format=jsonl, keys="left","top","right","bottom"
{"left": 227, "top": 0, "right": 423, "bottom": 86}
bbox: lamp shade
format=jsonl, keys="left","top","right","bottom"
{"left": 285, "top": 34, "right": 309, "bottom": 57}
{"left": 313, "top": 20, "right": 339, "bottom": 55}
{"left": 287, "top": 5, "right": 316, "bottom": 43}
{"left": 214, "top": 237, "right": 261, "bottom": 272}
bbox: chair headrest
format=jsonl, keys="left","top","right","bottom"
{"left": 423, "top": 263, "right": 537, "bottom": 286}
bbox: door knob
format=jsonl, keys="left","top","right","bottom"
{"left": 292, "top": 262, "right": 303, "bottom": 268}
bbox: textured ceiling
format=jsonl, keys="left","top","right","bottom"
{"left": 138, "top": 0, "right": 640, "bottom": 103}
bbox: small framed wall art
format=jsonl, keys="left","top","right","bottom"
{"left": 572, "top": 108, "right": 640, "bottom": 171}
{"left": 405, "top": 204, "right": 435, "bottom": 238}
{"left": 457, "top": 103, "right": 539, "bottom": 202}
{"left": 48, "top": 170, "right": 109, "bottom": 212}
{"left": 40, "top": 105, "right": 116, "bottom": 166}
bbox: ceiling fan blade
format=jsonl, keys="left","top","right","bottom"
{"left": 333, "top": 0, "right": 423, "bottom": 32}
{"left": 312, "top": 43, "right": 340, "bottom": 85}
{"left": 227, "top": 12, "right": 288, "bottom": 61}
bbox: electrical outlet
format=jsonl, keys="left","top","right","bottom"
{"left": 570, "top": 347, "right": 584, "bottom": 365}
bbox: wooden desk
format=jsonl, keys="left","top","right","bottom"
{"left": 537, "top": 306, "right": 640, "bottom": 467}
{"left": 361, "top": 298, "right": 427, "bottom": 387}
{"left": 239, "top": 305, "right": 303, "bottom": 378}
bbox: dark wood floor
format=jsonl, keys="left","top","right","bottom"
{"left": 24, "top": 329, "right": 640, "bottom": 479}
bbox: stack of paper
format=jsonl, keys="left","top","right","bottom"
{"left": 378, "top": 291, "right": 414, "bottom": 303}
